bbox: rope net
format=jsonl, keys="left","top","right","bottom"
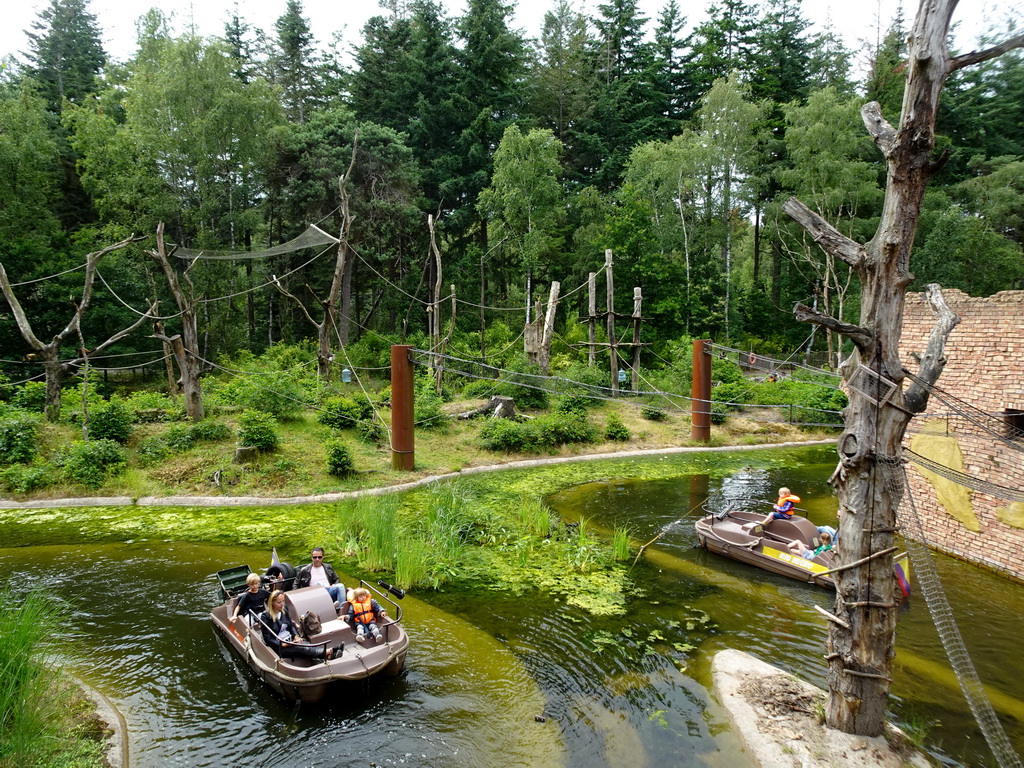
{"left": 890, "top": 456, "right": 1023, "bottom": 768}
{"left": 172, "top": 224, "right": 339, "bottom": 260}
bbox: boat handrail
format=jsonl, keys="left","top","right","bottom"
{"left": 361, "top": 579, "right": 403, "bottom": 625}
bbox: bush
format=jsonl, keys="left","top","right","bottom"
{"left": 461, "top": 378, "right": 501, "bottom": 399}
{"left": 0, "top": 464, "right": 55, "bottom": 493}
{"left": 0, "top": 414, "right": 40, "bottom": 464}
{"left": 318, "top": 395, "right": 373, "bottom": 429}
{"left": 189, "top": 420, "right": 231, "bottom": 442}
{"left": 414, "top": 375, "right": 449, "bottom": 429}
{"left": 710, "top": 400, "right": 729, "bottom": 425}
{"left": 237, "top": 409, "right": 280, "bottom": 451}
{"left": 137, "top": 437, "right": 173, "bottom": 467}
{"left": 11, "top": 382, "right": 47, "bottom": 412}
{"left": 211, "top": 372, "right": 309, "bottom": 419}
{"left": 640, "top": 405, "right": 667, "bottom": 421}
{"left": 325, "top": 438, "right": 356, "bottom": 477}
{"left": 605, "top": 414, "right": 630, "bottom": 441}
{"left": 555, "top": 392, "right": 595, "bottom": 416}
{"left": 87, "top": 398, "right": 133, "bottom": 443}
{"left": 712, "top": 382, "right": 748, "bottom": 411}
{"left": 479, "top": 413, "right": 596, "bottom": 453}
{"left": 122, "top": 391, "right": 185, "bottom": 422}
{"left": 357, "top": 419, "right": 386, "bottom": 445}
{"left": 55, "top": 439, "right": 128, "bottom": 488}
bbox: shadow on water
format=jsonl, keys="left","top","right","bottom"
{"left": 3, "top": 446, "right": 1024, "bottom": 767}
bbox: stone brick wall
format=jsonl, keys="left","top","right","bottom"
{"left": 900, "top": 290, "right": 1024, "bottom": 582}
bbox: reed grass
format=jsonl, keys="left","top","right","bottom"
{"left": 611, "top": 526, "right": 633, "bottom": 562}
{"left": 355, "top": 495, "right": 399, "bottom": 572}
{"left": 517, "top": 496, "right": 552, "bottom": 538}
{"left": 566, "top": 518, "right": 597, "bottom": 572}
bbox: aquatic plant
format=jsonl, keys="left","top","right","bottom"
{"left": 611, "top": 526, "right": 632, "bottom": 562}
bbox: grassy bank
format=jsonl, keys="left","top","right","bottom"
{"left": 0, "top": 590, "right": 108, "bottom": 768}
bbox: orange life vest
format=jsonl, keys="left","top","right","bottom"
{"left": 774, "top": 494, "right": 800, "bottom": 515}
{"left": 351, "top": 597, "right": 375, "bottom": 624}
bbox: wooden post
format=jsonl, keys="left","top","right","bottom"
{"left": 539, "top": 281, "right": 560, "bottom": 375}
{"left": 428, "top": 214, "right": 442, "bottom": 381}
{"left": 631, "top": 287, "right": 642, "bottom": 392}
{"left": 691, "top": 339, "right": 711, "bottom": 442}
{"left": 605, "top": 249, "right": 618, "bottom": 395}
{"left": 436, "top": 285, "right": 455, "bottom": 392}
{"left": 588, "top": 272, "right": 597, "bottom": 367}
{"left": 391, "top": 345, "right": 415, "bottom": 470}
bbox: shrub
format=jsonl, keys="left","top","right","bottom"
{"left": 212, "top": 372, "right": 309, "bottom": 419}
{"left": 555, "top": 392, "right": 594, "bottom": 416}
{"left": 0, "top": 414, "right": 41, "bottom": 464}
{"left": 237, "top": 409, "right": 280, "bottom": 451}
{"left": 640, "top": 405, "right": 667, "bottom": 421}
{"left": 325, "top": 438, "right": 356, "bottom": 477}
{"left": 462, "top": 379, "right": 500, "bottom": 399}
{"left": 11, "top": 382, "right": 47, "bottom": 412}
{"left": 712, "top": 382, "right": 748, "bottom": 412}
{"left": 122, "top": 391, "right": 185, "bottom": 422}
{"left": 0, "top": 464, "right": 55, "bottom": 493}
{"left": 605, "top": 414, "right": 630, "bottom": 441}
{"left": 87, "top": 398, "right": 133, "bottom": 443}
{"left": 137, "top": 437, "right": 173, "bottom": 467}
{"left": 479, "top": 413, "right": 595, "bottom": 453}
{"left": 357, "top": 419, "right": 386, "bottom": 445}
{"left": 318, "top": 395, "right": 373, "bottom": 429}
{"left": 414, "top": 376, "right": 449, "bottom": 429}
{"left": 162, "top": 424, "right": 196, "bottom": 451}
{"left": 710, "top": 400, "right": 729, "bottom": 425}
{"left": 55, "top": 439, "right": 128, "bottom": 488}
{"left": 189, "top": 420, "right": 231, "bottom": 442}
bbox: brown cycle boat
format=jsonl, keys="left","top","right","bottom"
{"left": 211, "top": 563, "right": 409, "bottom": 703}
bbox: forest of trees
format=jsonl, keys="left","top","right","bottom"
{"left": 1, "top": 0, "right": 1022, "bottom": 377}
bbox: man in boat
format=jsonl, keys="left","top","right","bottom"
{"left": 294, "top": 547, "right": 347, "bottom": 608}
{"left": 759, "top": 487, "right": 801, "bottom": 527}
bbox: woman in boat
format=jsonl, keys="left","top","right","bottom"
{"left": 259, "top": 590, "right": 335, "bottom": 661}
{"left": 231, "top": 573, "right": 270, "bottom": 625}
{"left": 787, "top": 531, "right": 833, "bottom": 561}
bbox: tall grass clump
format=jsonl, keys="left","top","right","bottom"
{"left": 566, "top": 518, "right": 598, "bottom": 572}
{"left": 0, "top": 590, "right": 60, "bottom": 765}
{"left": 393, "top": 536, "right": 433, "bottom": 589}
{"left": 356, "top": 495, "right": 399, "bottom": 573}
{"left": 517, "top": 496, "right": 552, "bottom": 538}
{"left": 611, "top": 526, "right": 633, "bottom": 562}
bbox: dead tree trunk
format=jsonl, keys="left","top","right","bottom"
{"left": 148, "top": 223, "right": 205, "bottom": 422}
{"left": 273, "top": 142, "right": 355, "bottom": 382}
{"left": 783, "top": 1, "right": 1024, "bottom": 737}
{"left": 0, "top": 234, "right": 145, "bottom": 421}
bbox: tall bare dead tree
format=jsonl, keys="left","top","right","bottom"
{"left": 0, "top": 235, "right": 151, "bottom": 421}
{"left": 274, "top": 140, "right": 356, "bottom": 382}
{"left": 783, "top": 0, "right": 1024, "bottom": 736}
{"left": 148, "top": 223, "right": 205, "bottom": 422}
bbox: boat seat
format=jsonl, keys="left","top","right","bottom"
{"left": 763, "top": 519, "right": 811, "bottom": 544}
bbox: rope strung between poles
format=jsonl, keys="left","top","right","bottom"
{"left": 889, "top": 455, "right": 1023, "bottom": 768}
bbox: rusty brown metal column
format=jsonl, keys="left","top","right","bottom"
{"left": 691, "top": 339, "right": 711, "bottom": 443}
{"left": 391, "top": 345, "right": 415, "bottom": 470}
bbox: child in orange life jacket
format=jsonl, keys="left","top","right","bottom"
{"left": 759, "top": 487, "right": 801, "bottom": 527}
{"left": 347, "top": 587, "right": 386, "bottom": 644}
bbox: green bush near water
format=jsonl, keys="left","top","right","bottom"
{"left": 325, "top": 439, "right": 356, "bottom": 477}
{"left": 54, "top": 440, "right": 128, "bottom": 488}
{"left": 237, "top": 410, "right": 280, "bottom": 451}
{"left": 0, "top": 413, "right": 41, "bottom": 464}
{"left": 479, "top": 412, "right": 596, "bottom": 453}
{"left": 86, "top": 398, "right": 133, "bottom": 443}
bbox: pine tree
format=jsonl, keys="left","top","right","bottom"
{"left": 274, "top": 0, "right": 320, "bottom": 123}
{"left": 863, "top": 9, "right": 907, "bottom": 121}
{"left": 680, "top": 0, "right": 757, "bottom": 117}
{"left": 24, "top": 0, "right": 106, "bottom": 114}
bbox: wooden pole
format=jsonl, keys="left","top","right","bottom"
{"left": 606, "top": 249, "right": 618, "bottom": 396}
{"left": 631, "top": 287, "right": 642, "bottom": 392}
{"left": 691, "top": 339, "right": 711, "bottom": 442}
{"left": 390, "top": 345, "right": 415, "bottom": 470}
{"left": 539, "top": 281, "right": 560, "bottom": 375}
{"left": 588, "top": 272, "right": 597, "bottom": 367}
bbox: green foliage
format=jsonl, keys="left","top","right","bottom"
{"left": 324, "top": 438, "right": 356, "bottom": 477}
{"left": 55, "top": 439, "right": 128, "bottom": 488}
{"left": 122, "top": 391, "right": 185, "bottom": 422}
{"left": 0, "top": 464, "right": 55, "bottom": 494}
{"left": 612, "top": 526, "right": 632, "bottom": 562}
{"left": 461, "top": 379, "right": 501, "bottom": 399}
{"left": 479, "top": 413, "right": 596, "bottom": 453}
{"left": 237, "top": 409, "right": 280, "bottom": 451}
{"left": 137, "top": 436, "right": 173, "bottom": 467}
{"left": 0, "top": 414, "right": 41, "bottom": 465}
{"left": 414, "top": 374, "right": 449, "bottom": 429}
{"left": 87, "top": 398, "right": 133, "bottom": 443}
{"left": 555, "top": 393, "right": 595, "bottom": 416}
{"left": 604, "top": 414, "right": 630, "bottom": 442}
{"left": 11, "top": 383, "right": 47, "bottom": 413}
{"left": 712, "top": 382, "right": 748, "bottom": 410}
{"left": 213, "top": 372, "right": 309, "bottom": 419}
{"left": 640, "top": 405, "right": 667, "bottom": 421}
{"left": 318, "top": 394, "right": 374, "bottom": 429}
{"left": 357, "top": 419, "right": 386, "bottom": 445}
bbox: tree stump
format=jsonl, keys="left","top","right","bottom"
{"left": 457, "top": 396, "right": 520, "bottom": 420}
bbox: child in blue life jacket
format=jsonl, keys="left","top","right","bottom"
{"left": 759, "top": 487, "right": 801, "bottom": 527}
{"left": 347, "top": 587, "right": 387, "bottom": 644}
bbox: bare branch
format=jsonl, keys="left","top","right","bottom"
{"left": 904, "top": 284, "right": 960, "bottom": 413}
{"left": 794, "top": 302, "right": 873, "bottom": 351}
{"left": 782, "top": 197, "right": 866, "bottom": 268}
{"left": 271, "top": 275, "right": 321, "bottom": 330}
{"left": 76, "top": 301, "right": 159, "bottom": 362}
{"left": 0, "top": 261, "right": 47, "bottom": 351}
{"left": 949, "top": 33, "right": 1024, "bottom": 72}
{"left": 860, "top": 102, "right": 897, "bottom": 157}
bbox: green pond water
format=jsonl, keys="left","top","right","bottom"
{"left": 2, "top": 445, "right": 1022, "bottom": 767}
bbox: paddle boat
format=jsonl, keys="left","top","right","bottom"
{"left": 694, "top": 499, "right": 911, "bottom": 593}
{"left": 210, "top": 561, "right": 409, "bottom": 703}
